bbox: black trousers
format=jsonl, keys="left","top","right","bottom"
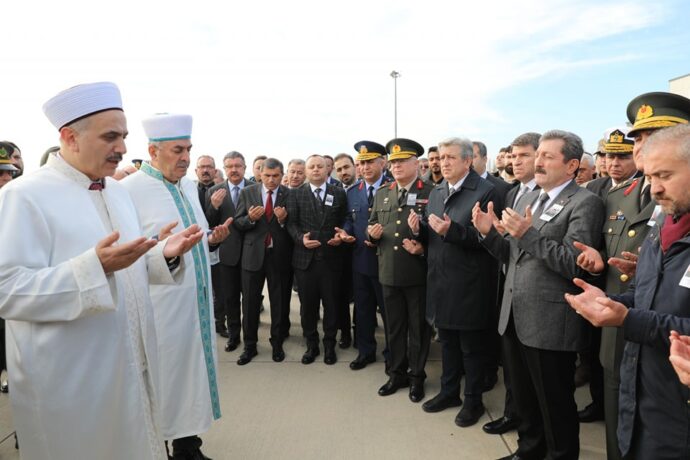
{"left": 501, "top": 333, "right": 519, "bottom": 420}
{"left": 438, "top": 327, "right": 485, "bottom": 407}
{"left": 211, "top": 264, "right": 222, "bottom": 329}
{"left": 586, "top": 326, "right": 605, "bottom": 408}
{"left": 382, "top": 284, "right": 431, "bottom": 385}
{"left": 335, "top": 252, "right": 353, "bottom": 338}
{"left": 241, "top": 249, "right": 292, "bottom": 348}
{"left": 217, "top": 263, "right": 243, "bottom": 340}
{"left": 503, "top": 315, "right": 579, "bottom": 460}
{"left": 352, "top": 270, "right": 388, "bottom": 358}
{"left": 295, "top": 258, "right": 340, "bottom": 348}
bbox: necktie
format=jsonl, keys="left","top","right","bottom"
{"left": 231, "top": 186, "right": 240, "bottom": 206}
{"left": 367, "top": 186, "right": 374, "bottom": 207}
{"left": 448, "top": 186, "right": 455, "bottom": 196}
{"left": 514, "top": 184, "right": 528, "bottom": 207}
{"left": 532, "top": 192, "right": 549, "bottom": 217}
{"left": 398, "top": 188, "right": 408, "bottom": 206}
{"left": 264, "top": 190, "right": 273, "bottom": 247}
{"left": 89, "top": 181, "right": 104, "bottom": 191}
{"left": 314, "top": 187, "right": 322, "bottom": 202}
{"left": 640, "top": 184, "right": 651, "bottom": 209}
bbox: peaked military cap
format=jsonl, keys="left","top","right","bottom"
{"left": 627, "top": 92, "right": 690, "bottom": 137}
{"left": 386, "top": 138, "right": 424, "bottom": 161}
{"left": 0, "top": 142, "right": 19, "bottom": 171}
{"left": 603, "top": 126, "right": 634, "bottom": 154}
{"left": 354, "top": 141, "right": 386, "bottom": 161}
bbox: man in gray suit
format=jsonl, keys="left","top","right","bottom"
{"left": 473, "top": 130, "right": 605, "bottom": 460}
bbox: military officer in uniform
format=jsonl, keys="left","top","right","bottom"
{"left": 368, "top": 138, "right": 434, "bottom": 403}
{"left": 341, "top": 141, "right": 391, "bottom": 370}
{"left": 575, "top": 91, "right": 690, "bottom": 460}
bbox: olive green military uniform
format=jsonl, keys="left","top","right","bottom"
{"left": 370, "top": 178, "right": 433, "bottom": 385}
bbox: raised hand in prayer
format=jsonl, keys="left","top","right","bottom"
{"left": 501, "top": 206, "right": 533, "bottom": 239}
{"left": 367, "top": 223, "right": 383, "bottom": 240}
{"left": 207, "top": 217, "right": 233, "bottom": 245}
{"left": 274, "top": 206, "right": 288, "bottom": 224}
{"left": 608, "top": 251, "right": 639, "bottom": 278}
{"left": 333, "top": 227, "right": 355, "bottom": 244}
{"left": 97, "top": 231, "right": 157, "bottom": 274}
{"left": 210, "top": 188, "right": 227, "bottom": 210}
{"left": 564, "top": 278, "right": 628, "bottom": 327}
{"left": 162, "top": 224, "right": 204, "bottom": 258}
{"left": 429, "top": 213, "right": 451, "bottom": 237}
{"left": 402, "top": 238, "right": 424, "bottom": 255}
{"left": 574, "top": 241, "right": 605, "bottom": 274}
{"left": 669, "top": 331, "right": 690, "bottom": 387}
{"left": 471, "top": 201, "right": 496, "bottom": 236}
{"left": 302, "top": 233, "right": 322, "bottom": 249}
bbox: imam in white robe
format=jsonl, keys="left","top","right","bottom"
{"left": 122, "top": 163, "right": 221, "bottom": 441}
{"left": 0, "top": 154, "right": 180, "bottom": 460}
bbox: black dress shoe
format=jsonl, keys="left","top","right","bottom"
{"left": 324, "top": 346, "right": 337, "bottom": 365}
{"left": 338, "top": 334, "right": 352, "bottom": 349}
{"left": 272, "top": 344, "right": 285, "bottom": 362}
{"left": 215, "top": 324, "right": 229, "bottom": 338}
{"left": 301, "top": 347, "right": 320, "bottom": 364}
{"left": 455, "top": 403, "right": 485, "bottom": 427}
{"left": 349, "top": 354, "right": 376, "bottom": 370}
{"left": 378, "top": 378, "right": 409, "bottom": 396}
{"left": 224, "top": 338, "right": 241, "bottom": 352}
{"left": 578, "top": 402, "right": 604, "bottom": 423}
{"left": 422, "top": 393, "right": 462, "bottom": 413}
{"left": 483, "top": 416, "right": 520, "bottom": 435}
{"left": 237, "top": 348, "right": 257, "bottom": 365}
{"left": 409, "top": 383, "right": 425, "bottom": 403}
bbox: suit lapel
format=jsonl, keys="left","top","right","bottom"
{"left": 532, "top": 180, "right": 577, "bottom": 232}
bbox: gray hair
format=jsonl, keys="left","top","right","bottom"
{"left": 260, "top": 157, "right": 284, "bottom": 173}
{"left": 288, "top": 158, "right": 305, "bottom": 168}
{"left": 223, "top": 151, "right": 246, "bottom": 165}
{"left": 438, "top": 137, "right": 474, "bottom": 161}
{"left": 472, "top": 141, "right": 488, "bottom": 159}
{"left": 511, "top": 132, "right": 541, "bottom": 150}
{"left": 580, "top": 152, "right": 595, "bottom": 168}
{"left": 196, "top": 155, "right": 215, "bottom": 167}
{"left": 540, "top": 130, "right": 583, "bottom": 163}
{"left": 642, "top": 124, "right": 690, "bottom": 162}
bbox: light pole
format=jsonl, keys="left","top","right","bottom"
{"left": 390, "top": 70, "right": 400, "bottom": 138}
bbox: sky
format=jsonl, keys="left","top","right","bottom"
{"left": 2, "top": 0, "right": 690, "bottom": 177}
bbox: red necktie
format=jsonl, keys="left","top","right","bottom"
{"left": 89, "top": 181, "right": 104, "bottom": 191}
{"left": 264, "top": 190, "right": 273, "bottom": 247}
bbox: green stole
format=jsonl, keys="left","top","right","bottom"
{"left": 141, "top": 162, "right": 221, "bottom": 419}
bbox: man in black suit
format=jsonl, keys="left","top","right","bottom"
{"left": 194, "top": 155, "right": 216, "bottom": 213}
{"left": 472, "top": 140, "right": 515, "bottom": 393}
{"left": 410, "top": 137, "right": 498, "bottom": 428}
{"left": 233, "top": 158, "right": 292, "bottom": 365}
{"left": 287, "top": 155, "right": 348, "bottom": 365}
{"left": 205, "top": 151, "right": 248, "bottom": 351}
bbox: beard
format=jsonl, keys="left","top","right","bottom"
{"left": 505, "top": 164, "right": 514, "bottom": 175}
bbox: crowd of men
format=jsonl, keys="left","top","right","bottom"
{"left": 1, "top": 82, "right": 690, "bottom": 460}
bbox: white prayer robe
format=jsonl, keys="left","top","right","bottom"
{"left": 0, "top": 155, "right": 177, "bottom": 460}
{"left": 122, "top": 167, "right": 220, "bottom": 440}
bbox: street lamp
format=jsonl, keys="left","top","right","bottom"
{"left": 390, "top": 70, "right": 400, "bottom": 138}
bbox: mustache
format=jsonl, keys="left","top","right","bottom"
{"left": 535, "top": 167, "right": 546, "bottom": 175}
{"left": 107, "top": 153, "right": 123, "bottom": 162}
{"left": 176, "top": 161, "right": 189, "bottom": 169}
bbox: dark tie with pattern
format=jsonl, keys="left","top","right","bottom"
{"left": 368, "top": 186, "right": 375, "bottom": 207}
{"left": 264, "top": 190, "right": 273, "bottom": 247}
{"left": 532, "top": 192, "right": 549, "bottom": 217}
{"left": 314, "top": 187, "right": 322, "bottom": 203}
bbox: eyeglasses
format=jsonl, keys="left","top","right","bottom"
{"left": 605, "top": 153, "right": 633, "bottom": 160}
{"left": 0, "top": 170, "right": 17, "bottom": 178}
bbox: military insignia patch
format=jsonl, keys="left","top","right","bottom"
{"left": 392, "top": 145, "right": 401, "bottom": 154}
{"left": 359, "top": 145, "right": 368, "bottom": 155}
{"left": 636, "top": 104, "right": 653, "bottom": 121}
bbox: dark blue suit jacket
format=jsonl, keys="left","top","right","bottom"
{"left": 344, "top": 179, "right": 384, "bottom": 277}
